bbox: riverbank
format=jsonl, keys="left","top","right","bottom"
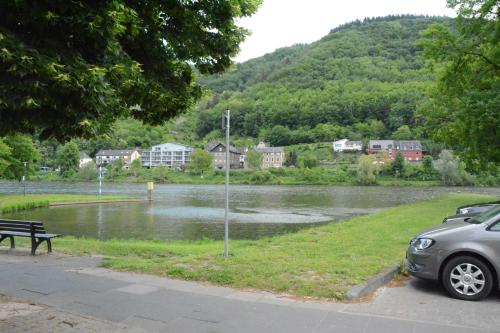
{"left": 31, "top": 167, "right": 452, "bottom": 186}
{"left": 10, "top": 192, "right": 497, "bottom": 300}
{"left": 0, "top": 194, "right": 137, "bottom": 214}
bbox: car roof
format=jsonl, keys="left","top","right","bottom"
{"left": 456, "top": 201, "right": 500, "bottom": 210}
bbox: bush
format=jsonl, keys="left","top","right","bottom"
{"left": 299, "top": 155, "right": 318, "bottom": 169}
{"left": 435, "top": 150, "right": 474, "bottom": 185}
{"left": 250, "top": 170, "right": 274, "bottom": 184}
{"left": 77, "top": 161, "right": 97, "bottom": 181}
{"left": 151, "top": 166, "right": 170, "bottom": 183}
{"left": 356, "top": 155, "right": 377, "bottom": 185}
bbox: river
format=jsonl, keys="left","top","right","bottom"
{"left": 1, "top": 181, "right": 498, "bottom": 241}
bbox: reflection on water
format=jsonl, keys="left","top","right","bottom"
{"left": 1, "top": 181, "right": 498, "bottom": 241}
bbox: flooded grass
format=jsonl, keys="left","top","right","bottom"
{"left": 0, "top": 194, "right": 134, "bottom": 214}
{"left": 10, "top": 192, "right": 497, "bottom": 300}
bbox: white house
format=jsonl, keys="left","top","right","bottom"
{"left": 333, "top": 139, "right": 363, "bottom": 152}
{"left": 79, "top": 151, "right": 93, "bottom": 168}
{"left": 141, "top": 142, "right": 193, "bottom": 168}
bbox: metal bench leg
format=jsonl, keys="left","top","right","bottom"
{"left": 31, "top": 238, "right": 50, "bottom": 255}
{"left": 31, "top": 237, "right": 37, "bottom": 256}
{"left": 0, "top": 235, "right": 15, "bottom": 248}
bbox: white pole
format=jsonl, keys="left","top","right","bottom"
{"left": 98, "top": 166, "right": 102, "bottom": 197}
{"left": 224, "top": 109, "right": 230, "bottom": 257}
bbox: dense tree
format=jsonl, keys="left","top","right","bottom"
{"left": 392, "top": 125, "right": 413, "bottom": 140}
{"left": 422, "top": 155, "right": 435, "bottom": 180}
{"left": 2, "top": 134, "right": 40, "bottom": 179}
{"left": 391, "top": 151, "right": 406, "bottom": 177}
{"left": 129, "top": 159, "right": 143, "bottom": 178}
{"left": 0, "top": 139, "right": 12, "bottom": 177}
{"left": 266, "top": 125, "right": 292, "bottom": 146}
{"left": 188, "top": 149, "right": 213, "bottom": 175}
{"left": 0, "top": 0, "right": 261, "bottom": 140}
{"left": 246, "top": 149, "right": 263, "bottom": 169}
{"left": 419, "top": 0, "right": 499, "bottom": 171}
{"left": 55, "top": 141, "right": 80, "bottom": 176}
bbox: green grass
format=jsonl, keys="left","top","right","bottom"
{"left": 0, "top": 194, "right": 135, "bottom": 214}
{"left": 9, "top": 192, "right": 493, "bottom": 300}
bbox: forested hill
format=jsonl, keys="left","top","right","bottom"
{"left": 195, "top": 15, "right": 450, "bottom": 145}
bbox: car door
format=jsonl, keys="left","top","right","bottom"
{"left": 483, "top": 218, "right": 500, "bottom": 287}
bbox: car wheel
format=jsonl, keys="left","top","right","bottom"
{"left": 442, "top": 256, "right": 493, "bottom": 301}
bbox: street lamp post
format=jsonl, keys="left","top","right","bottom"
{"left": 22, "top": 161, "right": 27, "bottom": 196}
{"left": 223, "top": 109, "right": 230, "bottom": 257}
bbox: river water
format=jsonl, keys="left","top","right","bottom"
{"left": 1, "top": 181, "right": 498, "bottom": 241}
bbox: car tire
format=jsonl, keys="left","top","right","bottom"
{"left": 442, "top": 256, "right": 493, "bottom": 301}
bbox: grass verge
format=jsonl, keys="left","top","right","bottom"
{"left": 0, "top": 194, "right": 135, "bottom": 214}
{"left": 5, "top": 193, "right": 498, "bottom": 300}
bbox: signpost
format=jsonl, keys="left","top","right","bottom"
{"left": 98, "top": 165, "right": 103, "bottom": 197}
{"left": 22, "top": 162, "right": 27, "bottom": 196}
{"left": 223, "top": 109, "right": 230, "bottom": 257}
{"left": 147, "top": 181, "right": 154, "bottom": 201}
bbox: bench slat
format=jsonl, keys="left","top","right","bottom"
{"left": 0, "top": 226, "right": 46, "bottom": 233}
{"left": 0, "top": 219, "right": 43, "bottom": 225}
{"left": 0, "top": 231, "right": 60, "bottom": 238}
{"left": 0, "top": 223, "right": 45, "bottom": 229}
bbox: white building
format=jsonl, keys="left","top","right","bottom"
{"left": 79, "top": 151, "right": 93, "bottom": 168}
{"left": 96, "top": 149, "right": 141, "bottom": 166}
{"left": 333, "top": 139, "right": 363, "bottom": 152}
{"left": 141, "top": 142, "right": 193, "bottom": 168}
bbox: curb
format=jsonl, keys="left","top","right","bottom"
{"left": 345, "top": 264, "right": 401, "bottom": 300}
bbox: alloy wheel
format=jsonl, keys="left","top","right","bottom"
{"left": 450, "top": 263, "right": 485, "bottom": 296}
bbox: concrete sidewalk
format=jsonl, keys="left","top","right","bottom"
{"left": 1, "top": 250, "right": 499, "bottom": 333}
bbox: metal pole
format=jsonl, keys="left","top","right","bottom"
{"left": 23, "top": 162, "right": 27, "bottom": 196}
{"left": 224, "top": 109, "right": 230, "bottom": 257}
{"left": 98, "top": 166, "right": 102, "bottom": 197}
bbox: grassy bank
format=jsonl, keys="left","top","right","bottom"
{"left": 0, "top": 194, "right": 136, "bottom": 214}
{"left": 17, "top": 192, "right": 496, "bottom": 300}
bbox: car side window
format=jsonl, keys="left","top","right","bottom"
{"left": 489, "top": 221, "right": 500, "bottom": 231}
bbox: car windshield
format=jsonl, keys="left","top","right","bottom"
{"left": 468, "top": 205, "right": 500, "bottom": 224}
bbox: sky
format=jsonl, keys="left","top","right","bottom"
{"left": 235, "top": 0, "right": 456, "bottom": 62}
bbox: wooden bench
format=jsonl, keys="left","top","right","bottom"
{"left": 0, "top": 219, "right": 61, "bottom": 255}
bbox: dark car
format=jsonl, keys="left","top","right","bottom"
{"left": 455, "top": 202, "right": 500, "bottom": 215}
{"left": 442, "top": 202, "right": 500, "bottom": 224}
{"left": 406, "top": 206, "right": 500, "bottom": 301}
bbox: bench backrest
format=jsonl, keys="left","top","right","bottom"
{"left": 0, "top": 219, "right": 46, "bottom": 235}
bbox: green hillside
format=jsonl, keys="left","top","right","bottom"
{"left": 17, "top": 16, "right": 454, "bottom": 169}
{"left": 195, "top": 15, "right": 450, "bottom": 145}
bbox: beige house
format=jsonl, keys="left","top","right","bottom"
{"left": 96, "top": 149, "right": 141, "bottom": 167}
{"left": 255, "top": 142, "right": 285, "bottom": 168}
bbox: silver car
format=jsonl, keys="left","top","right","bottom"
{"left": 406, "top": 206, "right": 500, "bottom": 301}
